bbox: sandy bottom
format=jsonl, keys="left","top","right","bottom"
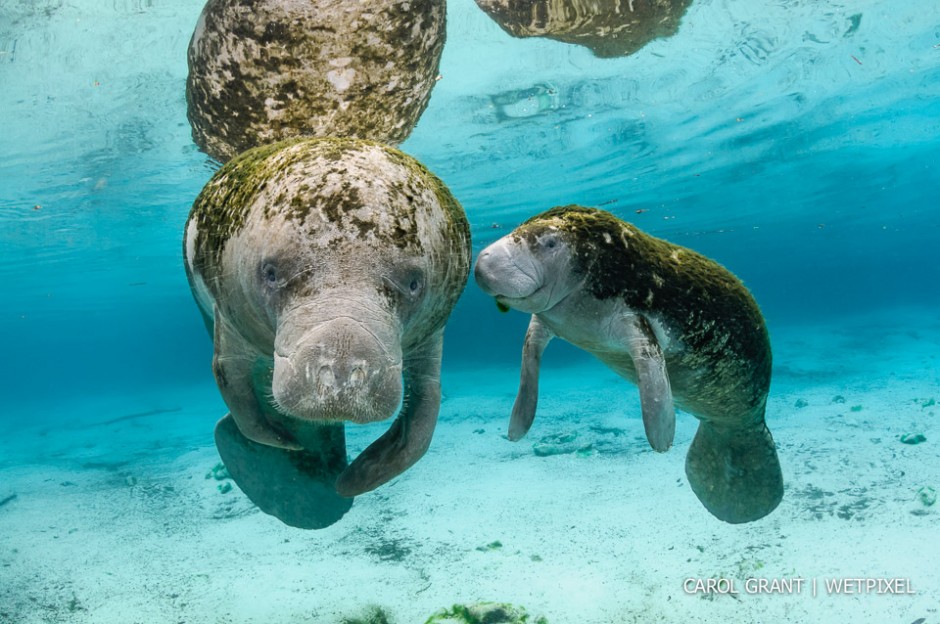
{"left": 1, "top": 306, "right": 938, "bottom": 623}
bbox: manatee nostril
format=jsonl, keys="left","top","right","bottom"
{"left": 317, "top": 365, "right": 335, "bottom": 391}
{"left": 349, "top": 365, "right": 366, "bottom": 387}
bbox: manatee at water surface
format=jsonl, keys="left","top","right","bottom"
{"left": 186, "top": 0, "right": 446, "bottom": 162}
{"left": 474, "top": 0, "right": 693, "bottom": 58}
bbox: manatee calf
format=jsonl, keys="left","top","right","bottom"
{"left": 184, "top": 138, "right": 470, "bottom": 528}
{"left": 474, "top": 205, "right": 782, "bottom": 523}
{"left": 186, "top": 0, "right": 445, "bottom": 162}
{"left": 474, "top": 0, "right": 692, "bottom": 58}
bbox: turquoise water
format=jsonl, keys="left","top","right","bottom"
{"left": 3, "top": 0, "right": 938, "bottom": 401}
{"left": 1, "top": 1, "right": 939, "bottom": 622}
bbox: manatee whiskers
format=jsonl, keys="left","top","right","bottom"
{"left": 261, "top": 389, "right": 287, "bottom": 415}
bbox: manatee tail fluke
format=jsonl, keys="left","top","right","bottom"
{"left": 215, "top": 414, "right": 352, "bottom": 529}
{"left": 685, "top": 420, "right": 783, "bottom": 524}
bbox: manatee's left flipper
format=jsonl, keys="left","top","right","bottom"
{"left": 621, "top": 315, "right": 675, "bottom": 452}
{"left": 335, "top": 332, "right": 444, "bottom": 497}
{"left": 214, "top": 414, "right": 353, "bottom": 529}
{"left": 213, "top": 307, "right": 302, "bottom": 450}
{"left": 685, "top": 420, "right": 783, "bottom": 524}
{"left": 509, "top": 314, "right": 554, "bottom": 441}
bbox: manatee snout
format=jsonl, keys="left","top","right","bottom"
{"left": 474, "top": 239, "right": 541, "bottom": 299}
{"left": 273, "top": 317, "right": 403, "bottom": 425}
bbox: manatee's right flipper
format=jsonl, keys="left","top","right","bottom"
{"left": 212, "top": 308, "right": 302, "bottom": 450}
{"left": 685, "top": 420, "right": 783, "bottom": 524}
{"left": 214, "top": 414, "right": 353, "bottom": 529}
{"left": 622, "top": 315, "right": 675, "bottom": 452}
{"left": 508, "top": 315, "right": 554, "bottom": 441}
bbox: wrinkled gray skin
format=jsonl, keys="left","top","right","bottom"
{"left": 184, "top": 138, "right": 470, "bottom": 527}
{"left": 474, "top": 206, "right": 783, "bottom": 524}
{"left": 186, "top": 0, "right": 445, "bottom": 162}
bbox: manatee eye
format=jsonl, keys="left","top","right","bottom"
{"left": 386, "top": 267, "right": 425, "bottom": 303}
{"left": 407, "top": 274, "right": 426, "bottom": 299}
{"left": 543, "top": 235, "right": 558, "bottom": 249}
{"left": 262, "top": 262, "right": 278, "bottom": 286}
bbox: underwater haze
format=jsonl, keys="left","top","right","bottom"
{"left": 1, "top": 0, "right": 939, "bottom": 623}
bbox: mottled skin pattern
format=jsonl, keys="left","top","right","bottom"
{"left": 475, "top": 206, "right": 783, "bottom": 523}
{"left": 475, "top": 0, "right": 692, "bottom": 58}
{"left": 186, "top": 0, "right": 445, "bottom": 162}
{"left": 184, "top": 138, "right": 470, "bottom": 525}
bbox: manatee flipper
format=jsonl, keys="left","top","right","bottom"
{"left": 622, "top": 315, "right": 675, "bottom": 452}
{"left": 334, "top": 332, "right": 444, "bottom": 497}
{"left": 685, "top": 420, "right": 783, "bottom": 523}
{"left": 213, "top": 309, "right": 302, "bottom": 451}
{"left": 214, "top": 414, "right": 353, "bottom": 529}
{"left": 509, "top": 315, "right": 554, "bottom": 441}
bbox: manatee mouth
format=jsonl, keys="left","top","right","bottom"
{"left": 490, "top": 282, "right": 547, "bottom": 310}
{"left": 270, "top": 310, "right": 404, "bottom": 426}
{"left": 476, "top": 272, "right": 541, "bottom": 300}
{"left": 271, "top": 352, "right": 404, "bottom": 425}
{"left": 291, "top": 392, "right": 401, "bottom": 425}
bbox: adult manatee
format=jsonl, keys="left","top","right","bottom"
{"left": 184, "top": 138, "right": 471, "bottom": 528}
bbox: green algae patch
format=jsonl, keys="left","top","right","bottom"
{"left": 206, "top": 462, "right": 230, "bottom": 481}
{"left": 341, "top": 605, "right": 394, "bottom": 624}
{"left": 424, "top": 602, "right": 547, "bottom": 624}
{"left": 187, "top": 137, "right": 310, "bottom": 272}
{"left": 917, "top": 486, "right": 936, "bottom": 507}
{"left": 475, "top": 540, "right": 503, "bottom": 552}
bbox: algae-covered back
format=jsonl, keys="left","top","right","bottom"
{"left": 186, "top": 137, "right": 308, "bottom": 272}
{"left": 517, "top": 205, "right": 770, "bottom": 373}
{"left": 185, "top": 137, "right": 471, "bottom": 343}
{"left": 186, "top": 137, "right": 468, "bottom": 281}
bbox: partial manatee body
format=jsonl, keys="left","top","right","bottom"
{"left": 184, "top": 138, "right": 471, "bottom": 528}
{"left": 474, "top": 205, "right": 782, "bottom": 523}
{"left": 474, "top": 0, "right": 692, "bottom": 58}
{"left": 186, "top": 0, "right": 445, "bottom": 162}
